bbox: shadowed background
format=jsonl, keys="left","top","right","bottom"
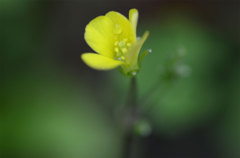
{"left": 2, "top": 0, "right": 240, "bottom": 158}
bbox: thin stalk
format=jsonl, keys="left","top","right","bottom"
{"left": 127, "top": 77, "right": 137, "bottom": 108}
{"left": 123, "top": 77, "right": 138, "bottom": 158}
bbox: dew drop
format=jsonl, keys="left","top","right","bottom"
{"left": 127, "top": 43, "right": 132, "bottom": 47}
{"left": 132, "top": 71, "right": 137, "bottom": 76}
{"left": 114, "top": 24, "right": 122, "bottom": 34}
{"left": 148, "top": 49, "right": 152, "bottom": 53}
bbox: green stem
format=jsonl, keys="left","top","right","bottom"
{"left": 123, "top": 77, "right": 138, "bottom": 158}
{"left": 127, "top": 77, "right": 137, "bottom": 107}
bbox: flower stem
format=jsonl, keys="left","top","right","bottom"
{"left": 123, "top": 77, "right": 138, "bottom": 158}
{"left": 127, "top": 77, "right": 137, "bottom": 108}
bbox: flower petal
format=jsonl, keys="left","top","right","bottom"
{"left": 129, "top": 8, "right": 139, "bottom": 36}
{"left": 84, "top": 16, "right": 115, "bottom": 58}
{"left": 81, "top": 53, "right": 123, "bottom": 70}
{"left": 105, "top": 11, "right": 136, "bottom": 43}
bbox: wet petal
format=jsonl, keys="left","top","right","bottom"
{"left": 84, "top": 16, "right": 115, "bottom": 58}
{"left": 129, "top": 8, "right": 139, "bottom": 36}
{"left": 106, "top": 11, "right": 136, "bottom": 43}
{"left": 81, "top": 53, "right": 123, "bottom": 70}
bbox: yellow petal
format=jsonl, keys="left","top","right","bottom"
{"left": 84, "top": 16, "right": 115, "bottom": 58}
{"left": 81, "top": 53, "right": 123, "bottom": 70}
{"left": 105, "top": 11, "right": 136, "bottom": 43}
{"left": 126, "top": 31, "right": 149, "bottom": 66}
{"left": 129, "top": 8, "right": 139, "bottom": 36}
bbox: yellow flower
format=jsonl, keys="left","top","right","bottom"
{"left": 81, "top": 8, "right": 149, "bottom": 76}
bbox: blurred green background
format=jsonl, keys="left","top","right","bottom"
{"left": 2, "top": 0, "right": 240, "bottom": 158}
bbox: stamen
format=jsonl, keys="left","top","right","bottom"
{"left": 122, "top": 48, "right": 127, "bottom": 53}
{"left": 121, "top": 56, "right": 125, "bottom": 60}
{"left": 114, "top": 47, "right": 119, "bottom": 53}
{"left": 116, "top": 51, "right": 121, "bottom": 57}
{"left": 118, "top": 41, "right": 125, "bottom": 48}
{"left": 114, "top": 38, "right": 132, "bottom": 61}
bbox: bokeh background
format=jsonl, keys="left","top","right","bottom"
{"left": 2, "top": 0, "right": 240, "bottom": 158}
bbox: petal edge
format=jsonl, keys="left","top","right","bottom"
{"left": 84, "top": 16, "right": 115, "bottom": 58}
{"left": 81, "top": 53, "right": 123, "bottom": 70}
{"left": 129, "top": 8, "right": 139, "bottom": 36}
{"left": 106, "top": 11, "right": 136, "bottom": 43}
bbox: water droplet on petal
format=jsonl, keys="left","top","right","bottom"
{"left": 132, "top": 72, "right": 137, "bottom": 76}
{"left": 148, "top": 49, "right": 152, "bottom": 53}
{"left": 114, "top": 24, "right": 122, "bottom": 34}
{"left": 127, "top": 43, "right": 132, "bottom": 47}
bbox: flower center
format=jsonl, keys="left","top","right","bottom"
{"left": 114, "top": 39, "right": 132, "bottom": 61}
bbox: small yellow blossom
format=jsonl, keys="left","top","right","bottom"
{"left": 81, "top": 8, "right": 149, "bottom": 76}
